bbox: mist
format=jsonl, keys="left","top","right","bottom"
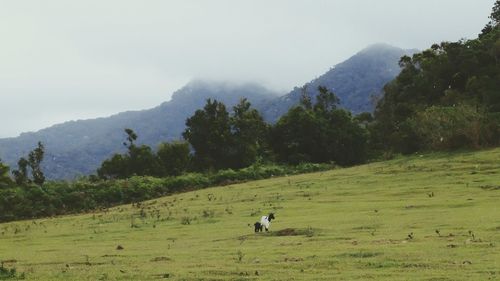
{"left": 0, "top": 0, "right": 494, "bottom": 137}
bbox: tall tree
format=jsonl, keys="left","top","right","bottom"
{"left": 230, "top": 98, "right": 269, "bottom": 168}
{"left": 11, "top": 142, "right": 46, "bottom": 186}
{"left": 271, "top": 86, "right": 368, "bottom": 165}
{"left": 98, "top": 129, "right": 159, "bottom": 179}
{"left": 183, "top": 99, "right": 233, "bottom": 170}
{"left": 0, "top": 159, "right": 13, "bottom": 188}
{"left": 12, "top": 157, "right": 30, "bottom": 185}
{"left": 28, "top": 142, "right": 46, "bottom": 186}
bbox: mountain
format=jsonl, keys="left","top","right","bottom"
{"left": 0, "top": 44, "right": 415, "bottom": 180}
{"left": 260, "top": 43, "right": 418, "bottom": 121}
{"left": 0, "top": 81, "right": 279, "bottom": 179}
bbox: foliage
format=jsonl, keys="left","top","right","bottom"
{"left": 270, "top": 87, "right": 368, "bottom": 166}
{"left": 12, "top": 158, "right": 29, "bottom": 186}
{"left": 0, "top": 159, "right": 13, "bottom": 189}
{"left": 98, "top": 129, "right": 160, "bottom": 179}
{"left": 28, "top": 142, "right": 45, "bottom": 186}
{"left": 183, "top": 98, "right": 269, "bottom": 171}
{"left": 373, "top": 8, "right": 500, "bottom": 153}
{"left": 482, "top": 0, "right": 500, "bottom": 34}
{"left": 183, "top": 99, "right": 233, "bottom": 171}
{"left": 0, "top": 264, "right": 19, "bottom": 280}
{"left": 156, "top": 141, "right": 191, "bottom": 176}
{"left": 11, "top": 142, "right": 45, "bottom": 186}
{"left": 230, "top": 98, "right": 270, "bottom": 169}
{"left": 411, "top": 104, "right": 492, "bottom": 150}
{"left": 0, "top": 163, "right": 333, "bottom": 223}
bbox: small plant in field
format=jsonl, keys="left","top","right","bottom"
{"left": 468, "top": 230, "right": 476, "bottom": 240}
{"left": 181, "top": 216, "right": 192, "bottom": 225}
{"left": 236, "top": 250, "right": 245, "bottom": 263}
{"left": 201, "top": 209, "right": 214, "bottom": 218}
{"left": 305, "top": 226, "right": 315, "bottom": 237}
{"left": 207, "top": 194, "right": 215, "bottom": 201}
{"left": 130, "top": 216, "right": 139, "bottom": 228}
{"left": 139, "top": 208, "right": 146, "bottom": 218}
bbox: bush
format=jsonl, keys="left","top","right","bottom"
{"left": 411, "top": 104, "right": 493, "bottom": 150}
{"left": 0, "top": 264, "right": 21, "bottom": 280}
{"left": 0, "top": 163, "right": 334, "bottom": 223}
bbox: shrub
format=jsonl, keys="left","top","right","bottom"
{"left": 0, "top": 163, "right": 334, "bottom": 223}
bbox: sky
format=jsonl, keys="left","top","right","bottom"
{"left": 0, "top": 0, "right": 495, "bottom": 138}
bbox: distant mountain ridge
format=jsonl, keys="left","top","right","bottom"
{"left": 261, "top": 43, "right": 418, "bottom": 121}
{"left": 0, "top": 44, "right": 415, "bottom": 179}
{"left": 0, "top": 81, "right": 278, "bottom": 179}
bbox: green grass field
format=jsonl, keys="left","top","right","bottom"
{"left": 1, "top": 149, "right": 499, "bottom": 280}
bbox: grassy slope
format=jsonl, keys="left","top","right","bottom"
{"left": 0, "top": 149, "right": 499, "bottom": 281}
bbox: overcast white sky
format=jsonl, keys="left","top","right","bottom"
{"left": 0, "top": 0, "right": 495, "bottom": 138}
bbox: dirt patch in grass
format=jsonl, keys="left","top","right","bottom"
{"left": 337, "top": 251, "right": 383, "bottom": 258}
{"left": 372, "top": 239, "right": 405, "bottom": 245}
{"left": 150, "top": 257, "right": 172, "bottom": 262}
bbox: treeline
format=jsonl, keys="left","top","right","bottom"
{"left": 371, "top": 2, "right": 500, "bottom": 153}
{"left": 96, "top": 88, "right": 366, "bottom": 180}
{"left": 0, "top": 163, "right": 332, "bottom": 222}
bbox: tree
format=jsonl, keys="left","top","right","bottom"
{"left": 123, "top": 128, "right": 137, "bottom": 149}
{"left": 230, "top": 98, "right": 269, "bottom": 168}
{"left": 314, "top": 86, "right": 339, "bottom": 113}
{"left": 0, "top": 159, "right": 13, "bottom": 188}
{"left": 493, "top": 0, "right": 500, "bottom": 25}
{"left": 156, "top": 141, "right": 191, "bottom": 176}
{"left": 97, "top": 154, "right": 128, "bottom": 179}
{"left": 12, "top": 157, "right": 30, "bottom": 185}
{"left": 270, "top": 86, "right": 368, "bottom": 165}
{"left": 483, "top": 0, "right": 500, "bottom": 34}
{"left": 270, "top": 106, "right": 319, "bottom": 164}
{"left": 183, "top": 99, "right": 233, "bottom": 171}
{"left": 29, "top": 142, "right": 45, "bottom": 186}
{"left": 11, "top": 142, "right": 46, "bottom": 186}
{"left": 98, "top": 129, "right": 159, "bottom": 179}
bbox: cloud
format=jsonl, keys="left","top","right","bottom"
{"left": 0, "top": 0, "right": 495, "bottom": 137}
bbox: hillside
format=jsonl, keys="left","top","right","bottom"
{"left": 0, "top": 149, "right": 498, "bottom": 280}
{"left": 260, "top": 44, "right": 418, "bottom": 121}
{"left": 0, "top": 81, "right": 278, "bottom": 179}
{"left": 0, "top": 44, "right": 414, "bottom": 180}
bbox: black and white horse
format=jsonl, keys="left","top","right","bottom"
{"left": 254, "top": 213, "right": 275, "bottom": 232}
